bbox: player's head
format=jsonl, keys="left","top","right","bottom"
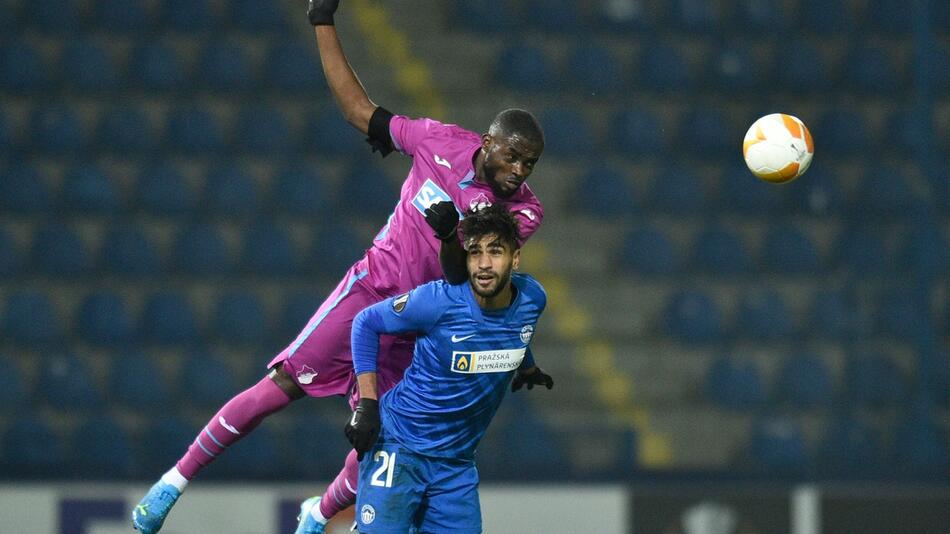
{"left": 460, "top": 204, "right": 522, "bottom": 300}
{"left": 478, "top": 109, "right": 544, "bottom": 199}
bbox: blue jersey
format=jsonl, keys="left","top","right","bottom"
{"left": 351, "top": 273, "right": 546, "bottom": 459}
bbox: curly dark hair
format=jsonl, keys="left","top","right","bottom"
{"left": 459, "top": 204, "right": 522, "bottom": 251}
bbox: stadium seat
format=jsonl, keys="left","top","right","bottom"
{"left": 29, "top": 104, "right": 87, "bottom": 154}
{"left": 705, "top": 355, "right": 765, "bottom": 410}
{"left": 213, "top": 425, "right": 281, "bottom": 479}
{"left": 3, "top": 290, "right": 62, "bottom": 345}
{"left": 936, "top": 353, "right": 950, "bottom": 410}
{"left": 139, "top": 291, "right": 200, "bottom": 345}
{"left": 232, "top": 0, "right": 286, "bottom": 32}
{"left": 77, "top": 291, "right": 134, "bottom": 346}
{"left": 776, "top": 38, "right": 829, "bottom": 92}
{"left": 213, "top": 291, "right": 267, "bottom": 345}
{"left": 135, "top": 162, "right": 194, "bottom": 215}
{"left": 130, "top": 42, "right": 187, "bottom": 91}
{"left": 0, "top": 355, "right": 29, "bottom": 411}
{"left": 618, "top": 225, "right": 680, "bottom": 275}
{"left": 1, "top": 417, "right": 66, "bottom": 477}
{"left": 0, "top": 40, "right": 52, "bottom": 92}
{"left": 649, "top": 164, "right": 707, "bottom": 213}
{"left": 690, "top": 226, "right": 752, "bottom": 275}
{"left": 494, "top": 43, "right": 557, "bottom": 92}
{"left": 841, "top": 44, "right": 903, "bottom": 94}
{"left": 343, "top": 163, "right": 399, "bottom": 220}
{"left": 90, "top": 0, "right": 150, "bottom": 33}
{"left": 835, "top": 227, "right": 893, "bottom": 276}
{"left": 799, "top": 0, "right": 854, "bottom": 34}
{"left": 817, "top": 415, "right": 884, "bottom": 475}
{"left": 452, "top": 0, "right": 516, "bottom": 33}
{"left": 264, "top": 42, "right": 326, "bottom": 93}
{"left": 197, "top": 39, "right": 255, "bottom": 92}
{"left": 479, "top": 396, "right": 571, "bottom": 479}
{"left": 707, "top": 44, "right": 761, "bottom": 92}
{"left": 0, "top": 227, "right": 22, "bottom": 276}
{"left": 876, "top": 290, "right": 930, "bottom": 339}
{"left": 233, "top": 104, "right": 292, "bottom": 154}
{"left": 271, "top": 164, "right": 333, "bottom": 216}
{"left": 21, "top": 0, "right": 81, "bottom": 31}
{"left": 0, "top": 109, "right": 11, "bottom": 153}
{"left": 610, "top": 108, "right": 666, "bottom": 157}
{"left": 566, "top": 43, "right": 623, "bottom": 94}
{"left": 814, "top": 108, "right": 871, "bottom": 155}
{"left": 72, "top": 415, "right": 136, "bottom": 478}
{"left": 844, "top": 351, "right": 907, "bottom": 409}
{"left": 306, "top": 110, "right": 368, "bottom": 157}
{"left": 889, "top": 108, "right": 932, "bottom": 156}
{"left": 95, "top": 105, "right": 156, "bottom": 154}
{"left": 285, "top": 414, "right": 353, "bottom": 479}
{"left": 241, "top": 223, "right": 299, "bottom": 275}
{"left": 719, "top": 162, "right": 784, "bottom": 213}
{"left": 276, "top": 292, "right": 321, "bottom": 343}
{"left": 639, "top": 43, "right": 692, "bottom": 91}
{"left": 537, "top": 109, "right": 594, "bottom": 157}
{"left": 172, "top": 224, "right": 233, "bottom": 275}
{"left": 523, "top": 0, "right": 582, "bottom": 32}
{"left": 760, "top": 226, "right": 821, "bottom": 274}
{"left": 166, "top": 106, "right": 226, "bottom": 154}
{"left": 138, "top": 417, "right": 194, "bottom": 475}
{"left": 159, "top": 0, "right": 217, "bottom": 32}
{"left": 181, "top": 351, "right": 238, "bottom": 407}
{"left": 203, "top": 164, "right": 261, "bottom": 215}
{"left": 786, "top": 166, "right": 844, "bottom": 215}
{"left": 61, "top": 164, "right": 122, "bottom": 214}
{"left": 893, "top": 411, "right": 949, "bottom": 473}
{"left": 575, "top": 165, "right": 637, "bottom": 218}
{"left": 678, "top": 108, "right": 734, "bottom": 156}
{"left": 772, "top": 352, "right": 833, "bottom": 408}
{"left": 39, "top": 352, "right": 102, "bottom": 410}
{"left": 808, "top": 289, "right": 856, "bottom": 340}
{"left": 735, "top": 289, "right": 794, "bottom": 340}
{"left": 898, "top": 226, "right": 949, "bottom": 275}
{"left": 855, "top": 164, "right": 922, "bottom": 216}
{"left": 311, "top": 224, "right": 367, "bottom": 276}
{"left": 110, "top": 351, "right": 171, "bottom": 409}
{"left": 60, "top": 37, "right": 119, "bottom": 92}
{"left": 732, "top": 0, "right": 792, "bottom": 33}
{"left": 664, "top": 289, "right": 723, "bottom": 343}
{"left": 746, "top": 416, "right": 809, "bottom": 475}
{"left": 866, "top": 0, "right": 912, "bottom": 34}
{"left": 31, "top": 224, "right": 92, "bottom": 275}
{"left": 668, "top": 0, "right": 719, "bottom": 32}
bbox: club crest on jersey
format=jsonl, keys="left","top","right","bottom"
{"left": 360, "top": 504, "right": 376, "bottom": 525}
{"left": 392, "top": 293, "right": 409, "bottom": 313}
{"left": 411, "top": 178, "right": 451, "bottom": 215}
{"left": 470, "top": 193, "right": 492, "bottom": 211}
{"left": 520, "top": 325, "right": 534, "bottom": 344}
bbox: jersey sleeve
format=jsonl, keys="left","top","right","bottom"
{"left": 388, "top": 115, "right": 444, "bottom": 157}
{"left": 513, "top": 199, "right": 544, "bottom": 246}
{"left": 518, "top": 346, "right": 536, "bottom": 370}
{"left": 351, "top": 282, "right": 448, "bottom": 375}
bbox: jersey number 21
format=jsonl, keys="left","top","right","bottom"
{"left": 371, "top": 450, "right": 397, "bottom": 488}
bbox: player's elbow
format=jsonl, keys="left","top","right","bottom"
{"left": 342, "top": 102, "right": 376, "bottom": 135}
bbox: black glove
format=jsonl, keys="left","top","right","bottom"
{"left": 344, "top": 398, "right": 380, "bottom": 460}
{"left": 424, "top": 201, "right": 460, "bottom": 241}
{"left": 308, "top": 0, "right": 340, "bottom": 25}
{"left": 512, "top": 367, "right": 554, "bottom": 392}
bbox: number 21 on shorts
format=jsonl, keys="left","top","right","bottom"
{"left": 371, "top": 450, "right": 396, "bottom": 488}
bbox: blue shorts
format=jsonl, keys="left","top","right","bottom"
{"left": 355, "top": 435, "right": 481, "bottom": 534}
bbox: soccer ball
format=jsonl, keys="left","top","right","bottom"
{"left": 742, "top": 113, "right": 814, "bottom": 184}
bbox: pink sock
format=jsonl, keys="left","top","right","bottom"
{"left": 176, "top": 376, "right": 291, "bottom": 479}
{"left": 319, "top": 449, "right": 359, "bottom": 519}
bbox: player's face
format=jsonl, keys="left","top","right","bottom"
{"left": 479, "top": 134, "right": 542, "bottom": 198}
{"left": 466, "top": 234, "right": 520, "bottom": 300}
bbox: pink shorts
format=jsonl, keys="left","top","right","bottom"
{"left": 268, "top": 263, "right": 415, "bottom": 405}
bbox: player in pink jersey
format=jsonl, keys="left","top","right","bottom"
{"left": 131, "top": 2, "right": 549, "bottom": 533}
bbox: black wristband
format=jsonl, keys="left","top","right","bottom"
{"left": 366, "top": 106, "right": 395, "bottom": 157}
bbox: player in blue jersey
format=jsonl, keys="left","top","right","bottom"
{"left": 343, "top": 203, "right": 554, "bottom": 534}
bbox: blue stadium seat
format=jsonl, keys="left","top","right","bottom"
{"left": 77, "top": 291, "right": 134, "bottom": 345}
{"left": 719, "top": 162, "right": 784, "bottom": 213}
{"left": 618, "top": 226, "right": 680, "bottom": 275}
{"left": 649, "top": 164, "right": 707, "bottom": 213}
{"left": 139, "top": 291, "right": 200, "bottom": 345}
{"left": 3, "top": 291, "right": 61, "bottom": 345}
{"left": 732, "top": 0, "right": 792, "bottom": 33}
{"left": 135, "top": 162, "right": 194, "bottom": 215}
{"left": 276, "top": 292, "right": 321, "bottom": 343}
{"left": 203, "top": 164, "right": 261, "bottom": 215}
{"left": 786, "top": 166, "right": 844, "bottom": 215}
{"left": 705, "top": 355, "right": 765, "bottom": 410}
{"left": 0, "top": 2, "right": 17, "bottom": 34}
{"left": 866, "top": 0, "right": 912, "bottom": 34}
{"left": 760, "top": 227, "right": 821, "bottom": 274}
{"left": 877, "top": 290, "right": 930, "bottom": 339}
{"left": 708, "top": 44, "right": 761, "bottom": 92}
{"left": 214, "top": 425, "right": 281, "bottom": 479}
{"left": 31, "top": 224, "right": 92, "bottom": 275}
{"left": 773, "top": 352, "right": 833, "bottom": 408}
{"left": 691, "top": 226, "right": 752, "bottom": 275}
{"left": 523, "top": 0, "right": 582, "bottom": 32}
{"left": 664, "top": 289, "right": 723, "bottom": 343}
{"left": 844, "top": 351, "right": 907, "bottom": 408}
{"left": 0, "top": 109, "right": 11, "bottom": 153}
{"left": 306, "top": 110, "right": 368, "bottom": 156}
{"left": 241, "top": 223, "right": 299, "bottom": 275}
{"left": 213, "top": 291, "right": 267, "bottom": 344}
{"left": 0, "top": 227, "right": 23, "bottom": 276}
{"left": 172, "top": 224, "right": 234, "bottom": 275}
{"left": 735, "top": 289, "right": 794, "bottom": 340}
{"left": 159, "top": 0, "right": 217, "bottom": 32}
{"left": 776, "top": 38, "right": 829, "bottom": 92}
{"left": 234, "top": 104, "right": 292, "bottom": 154}
{"left": 799, "top": 0, "right": 854, "bottom": 33}
{"left": 197, "top": 40, "right": 255, "bottom": 92}
{"left": 22, "top": 0, "right": 82, "bottom": 33}
{"left": 60, "top": 37, "right": 119, "bottom": 92}
{"left": 668, "top": 0, "right": 719, "bottom": 32}
{"left": 166, "top": 106, "right": 225, "bottom": 154}
{"left": 232, "top": 0, "right": 286, "bottom": 32}
{"left": 936, "top": 353, "right": 950, "bottom": 409}
{"left": 311, "top": 224, "right": 367, "bottom": 276}
{"left": 893, "top": 411, "right": 949, "bottom": 473}
{"left": 566, "top": 43, "right": 623, "bottom": 94}
{"left": 639, "top": 43, "right": 692, "bottom": 91}
{"left": 95, "top": 105, "right": 156, "bottom": 153}
{"left": 343, "top": 163, "right": 399, "bottom": 220}
{"left": 835, "top": 227, "right": 893, "bottom": 275}
{"left": 272, "top": 164, "right": 333, "bottom": 216}
{"left": 181, "top": 351, "right": 238, "bottom": 407}
{"left": 0, "top": 40, "right": 52, "bottom": 92}
{"left": 855, "top": 164, "right": 922, "bottom": 216}
{"left": 453, "top": 0, "right": 516, "bottom": 33}
{"left": 30, "top": 104, "right": 87, "bottom": 154}
{"left": 39, "top": 352, "right": 102, "bottom": 410}
{"left": 90, "top": 0, "right": 150, "bottom": 33}
{"left": 610, "top": 108, "right": 666, "bottom": 157}
{"left": 842, "top": 44, "right": 902, "bottom": 94}
{"left": 808, "top": 290, "right": 856, "bottom": 339}
{"left": 61, "top": 164, "right": 122, "bottom": 214}
{"left": 746, "top": 416, "right": 809, "bottom": 474}
{"left": 495, "top": 43, "right": 556, "bottom": 92}
{"left": 1, "top": 417, "right": 66, "bottom": 477}
{"left": 285, "top": 414, "right": 352, "bottom": 479}
{"left": 138, "top": 417, "right": 194, "bottom": 474}
{"left": 575, "top": 165, "right": 636, "bottom": 218}
{"left": 72, "top": 415, "right": 136, "bottom": 477}
{"left": 818, "top": 416, "right": 884, "bottom": 475}
{"left": 889, "top": 108, "right": 931, "bottom": 155}
{"left": 898, "top": 226, "right": 949, "bottom": 275}
{"left": 264, "top": 42, "right": 325, "bottom": 93}
{"left": 0, "top": 355, "right": 28, "bottom": 411}
{"left": 938, "top": 2, "right": 950, "bottom": 33}
{"left": 130, "top": 42, "right": 187, "bottom": 91}
{"left": 110, "top": 351, "right": 171, "bottom": 409}
{"left": 538, "top": 109, "right": 594, "bottom": 157}
{"left": 815, "top": 108, "right": 871, "bottom": 155}
{"left": 678, "top": 108, "right": 733, "bottom": 156}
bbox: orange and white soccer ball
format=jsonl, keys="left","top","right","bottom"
{"left": 742, "top": 113, "right": 814, "bottom": 184}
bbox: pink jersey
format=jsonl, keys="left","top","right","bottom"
{"left": 355, "top": 115, "right": 544, "bottom": 297}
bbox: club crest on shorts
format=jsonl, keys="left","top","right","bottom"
{"left": 521, "top": 325, "right": 534, "bottom": 344}
{"left": 392, "top": 293, "right": 409, "bottom": 312}
{"left": 360, "top": 504, "right": 376, "bottom": 525}
{"left": 296, "top": 365, "right": 318, "bottom": 385}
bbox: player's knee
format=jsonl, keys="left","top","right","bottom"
{"left": 269, "top": 363, "right": 306, "bottom": 400}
